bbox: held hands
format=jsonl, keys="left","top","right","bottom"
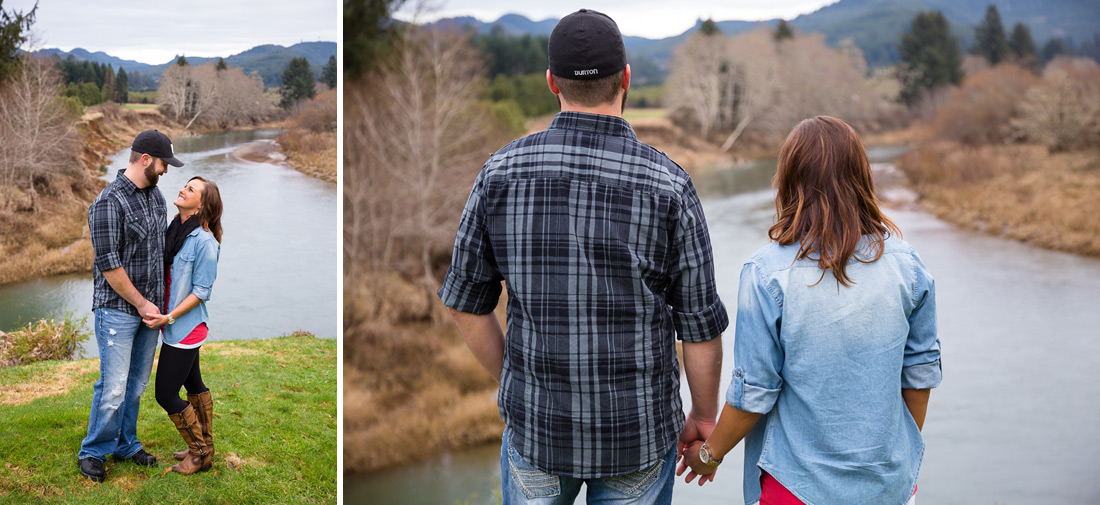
{"left": 143, "top": 312, "right": 169, "bottom": 328}
{"left": 676, "top": 410, "right": 718, "bottom": 485}
{"left": 676, "top": 440, "right": 718, "bottom": 484}
{"left": 137, "top": 300, "right": 164, "bottom": 328}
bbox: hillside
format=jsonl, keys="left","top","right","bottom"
{"left": 31, "top": 41, "right": 336, "bottom": 88}
{"left": 431, "top": 0, "right": 1100, "bottom": 74}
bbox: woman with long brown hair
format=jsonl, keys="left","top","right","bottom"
{"left": 678, "top": 116, "right": 941, "bottom": 504}
{"left": 143, "top": 175, "right": 223, "bottom": 475}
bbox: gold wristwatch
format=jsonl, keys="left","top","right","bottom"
{"left": 167, "top": 313, "right": 175, "bottom": 325}
{"left": 699, "top": 441, "right": 722, "bottom": 467}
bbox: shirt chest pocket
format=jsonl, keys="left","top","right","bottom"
{"left": 124, "top": 214, "right": 149, "bottom": 243}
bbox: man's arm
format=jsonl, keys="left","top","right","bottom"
{"left": 902, "top": 388, "right": 930, "bottom": 431}
{"left": 447, "top": 308, "right": 505, "bottom": 382}
{"left": 102, "top": 267, "right": 160, "bottom": 318}
{"left": 678, "top": 336, "right": 722, "bottom": 482}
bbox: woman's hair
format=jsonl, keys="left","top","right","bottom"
{"left": 768, "top": 116, "right": 900, "bottom": 287}
{"left": 189, "top": 176, "right": 223, "bottom": 243}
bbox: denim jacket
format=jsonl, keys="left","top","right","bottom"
{"left": 164, "top": 227, "right": 220, "bottom": 345}
{"left": 728, "top": 236, "right": 940, "bottom": 505}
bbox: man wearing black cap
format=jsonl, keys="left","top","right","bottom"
{"left": 439, "top": 9, "right": 726, "bottom": 503}
{"left": 78, "top": 129, "right": 184, "bottom": 482}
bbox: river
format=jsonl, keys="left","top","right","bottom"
{"left": 345, "top": 147, "right": 1100, "bottom": 504}
{"left": 0, "top": 129, "right": 337, "bottom": 357}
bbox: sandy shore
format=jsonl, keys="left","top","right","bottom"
{"left": 231, "top": 139, "right": 287, "bottom": 165}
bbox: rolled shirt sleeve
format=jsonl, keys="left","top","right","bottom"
{"left": 902, "top": 250, "right": 941, "bottom": 390}
{"left": 667, "top": 179, "right": 728, "bottom": 342}
{"left": 190, "top": 239, "right": 220, "bottom": 301}
{"left": 727, "top": 262, "right": 784, "bottom": 414}
{"left": 438, "top": 172, "right": 504, "bottom": 315}
{"left": 89, "top": 197, "right": 124, "bottom": 272}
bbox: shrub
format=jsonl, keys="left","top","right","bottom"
{"left": 0, "top": 313, "right": 91, "bottom": 367}
{"left": 1012, "top": 57, "right": 1100, "bottom": 152}
{"left": 931, "top": 64, "right": 1040, "bottom": 145}
{"left": 290, "top": 88, "right": 336, "bottom": 132}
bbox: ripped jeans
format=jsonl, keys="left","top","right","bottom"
{"left": 78, "top": 308, "right": 159, "bottom": 461}
{"left": 501, "top": 429, "right": 676, "bottom": 505}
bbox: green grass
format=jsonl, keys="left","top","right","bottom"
{"left": 0, "top": 334, "right": 336, "bottom": 504}
{"left": 120, "top": 104, "right": 158, "bottom": 111}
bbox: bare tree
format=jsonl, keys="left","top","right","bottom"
{"left": 667, "top": 28, "right": 900, "bottom": 148}
{"left": 1012, "top": 57, "right": 1100, "bottom": 151}
{"left": 0, "top": 56, "right": 79, "bottom": 210}
{"left": 344, "top": 27, "right": 496, "bottom": 312}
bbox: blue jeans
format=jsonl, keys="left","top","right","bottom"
{"left": 77, "top": 308, "right": 159, "bottom": 461}
{"left": 501, "top": 430, "right": 676, "bottom": 505}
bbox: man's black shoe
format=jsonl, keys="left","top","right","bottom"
{"left": 121, "top": 449, "right": 158, "bottom": 467}
{"left": 78, "top": 457, "right": 105, "bottom": 482}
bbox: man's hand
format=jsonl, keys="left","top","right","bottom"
{"left": 677, "top": 410, "right": 717, "bottom": 484}
{"left": 137, "top": 300, "right": 161, "bottom": 321}
{"left": 676, "top": 440, "right": 717, "bottom": 485}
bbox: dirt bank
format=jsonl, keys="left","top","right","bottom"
{"left": 0, "top": 105, "right": 183, "bottom": 286}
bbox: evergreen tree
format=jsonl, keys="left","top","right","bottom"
{"left": 345, "top": 0, "right": 405, "bottom": 78}
{"left": 972, "top": 5, "right": 1008, "bottom": 65}
{"left": 216, "top": 57, "right": 227, "bottom": 71}
{"left": 176, "top": 55, "right": 189, "bottom": 66}
{"left": 1008, "top": 22, "right": 1037, "bottom": 67}
{"left": 1040, "top": 37, "right": 1066, "bottom": 67}
{"left": 699, "top": 18, "right": 720, "bottom": 36}
{"left": 0, "top": 1, "right": 35, "bottom": 82}
{"left": 898, "top": 10, "right": 962, "bottom": 106}
{"left": 114, "top": 67, "right": 129, "bottom": 103}
{"left": 279, "top": 56, "right": 315, "bottom": 108}
{"left": 321, "top": 55, "right": 337, "bottom": 88}
{"left": 775, "top": 19, "right": 794, "bottom": 41}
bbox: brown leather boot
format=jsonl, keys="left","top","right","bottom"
{"left": 168, "top": 404, "right": 210, "bottom": 475}
{"left": 173, "top": 391, "right": 213, "bottom": 465}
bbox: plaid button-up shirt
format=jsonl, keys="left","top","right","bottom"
{"left": 89, "top": 170, "right": 166, "bottom": 316}
{"left": 439, "top": 112, "right": 728, "bottom": 478}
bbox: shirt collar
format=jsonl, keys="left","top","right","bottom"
{"left": 548, "top": 111, "right": 638, "bottom": 140}
{"left": 115, "top": 169, "right": 139, "bottom": 194}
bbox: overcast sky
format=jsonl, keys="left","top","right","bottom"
{"left": 396, "top": 0, "right": 839, "bottom": 39}
{"left": 7, "top": 0, "right": 338, "bottom": 65}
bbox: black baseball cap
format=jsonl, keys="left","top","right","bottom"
{"left": 548, "top": 9, "right": 627, "bottom": 80}
{"left": 132, "top": 129, "right": 184, "bottom": 167}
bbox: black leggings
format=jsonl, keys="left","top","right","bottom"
{"left": 155, "top": 344, "right": 209, "bottom": 415}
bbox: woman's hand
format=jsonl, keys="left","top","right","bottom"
{"left": 676, "top": 440, "right": 718, "bottom": 485}
{"left": 143, "top": 313, "right": 169, "bottom": 329}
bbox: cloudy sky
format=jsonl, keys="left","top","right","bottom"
{"left": 8, "top": 0, "right": 338, "bottom": 65}
{"left": 396, "top": 0, "right": 839, "bottom": 39}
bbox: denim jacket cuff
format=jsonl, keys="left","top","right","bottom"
{"left": 727, "top": 367, "right": 780, "bottom": 414}
{"left": 901, "top": 359, "right": 942, "bottom": 390}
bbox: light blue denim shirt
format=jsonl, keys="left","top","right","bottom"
{"left": 164, "top": 227, "right": 220, "bottom": 345}
{"left": 728, "top": 235, "right": 940, "bottom": 505}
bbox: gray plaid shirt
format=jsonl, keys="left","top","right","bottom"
{"left": 439, "top": 112, "right": 728, "bottom": 478}
{"left": 89, "top": 170, "right": 166, "bottom": 316}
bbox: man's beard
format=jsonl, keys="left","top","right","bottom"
{"left": 144, "top": 162, "right": 159, "bottom": 187}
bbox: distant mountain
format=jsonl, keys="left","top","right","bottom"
{"left": 32, "top": 41, "right": 336, "bottom": 88}
{"left": 432, "top": 0, "right": 1100, "bottom": 75}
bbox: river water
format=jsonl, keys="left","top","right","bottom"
{"left": 345, "top": 147, "right": 1100, "bottom": 504}
{"left": 0, "top": 129, "right": 337, "bottom": 357}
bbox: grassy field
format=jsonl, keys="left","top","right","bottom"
{"left": 120, "top": 104, "right": 158, "bottom": 111}
{"left": 622, "top": 107, "right": 668, "bottom": 122}
{"left": 0, "top": 334, "right": 336, "bottom": 504}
